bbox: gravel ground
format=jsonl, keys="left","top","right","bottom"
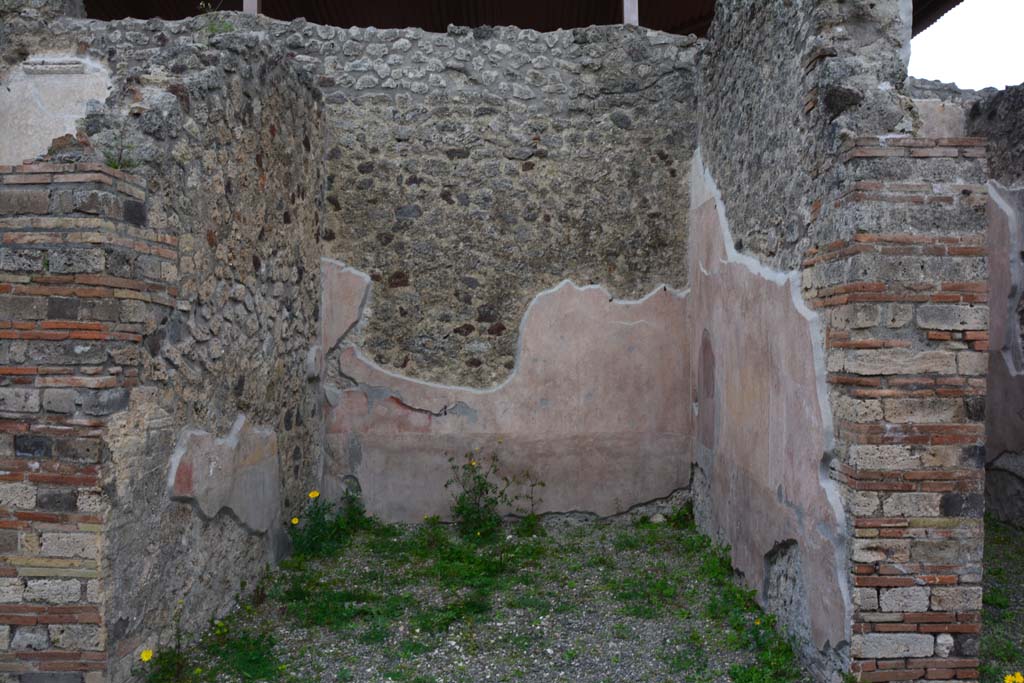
{"left": 167, "top": 513, "right": 813, "bottom": 683}
{"left": 981, "top": 516, "right": 1024, "bottom": 682}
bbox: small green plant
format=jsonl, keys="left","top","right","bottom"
{"left": 103, "top": 120, "right": 139, "bottom": 170}
{"left": 288, "top": 489, "right": 369, "bottom": 558}
{"left": 445, "top": 452, "right": 513, "bottom": 541}
{"left": 197, "top": 1, "right": 234, "bottom": 33}
{"left": 138, "top": 601, "right": 197, "bottom": 683}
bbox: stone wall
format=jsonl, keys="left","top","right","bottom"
{"left": 697, "top": 0, "right": 988, "bottom": 680}
{"left": 0, "top": 22, "right": 325, "bottom": 682}
{"left": 0, "top": 2, "right": 1003, "bottom": 682}
{"left": 968, "top": 83, "right": 1024, "bottom": 188}
{"left": 0, "top": 162, "right": 165, "bottom": 682}
{"left": 90, "top": 38, "right": 325, "bottom": 682}
{"left": 967, "top": 84, "right": 1024, "bottom": 527}
{"left": 314, "top": 24, "right": 698, "bottom": 386}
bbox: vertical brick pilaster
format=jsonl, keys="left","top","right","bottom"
{"left": 0, "top": 163, "right": 176, "bottom": 682}
{"left": 804, "top": 137, "right": 988, "bottom": 681}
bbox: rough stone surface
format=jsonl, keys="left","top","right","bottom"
{"left": 316, "top": 24, "right": 698, "bottom": 386}
{"left": 968, "top": 82, "right": 1024, "bottom": 187}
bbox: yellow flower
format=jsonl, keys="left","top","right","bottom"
{"left": 290, "top": 517, "right": 299, "bottom": 525}
{"left": 1014, "top": 673, "right": 1023, "bottom": 683}
{"left": 140, "top": 650, "right": 153, "bottom": 663}
{"left": 470, "top": 460, "right": 477, "bottom": 467}
{"left": 1006, "top": 676, "right": 1014, "bottom": 683}
{"left": 754, "top": 619, "right": 761, "bottom": 626}
{"left": 308, "top": 490, "right": 320, "bottom": 499}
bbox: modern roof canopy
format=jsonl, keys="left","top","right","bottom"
{"left": 84, "top": 0, "right": 963, "bottom": 38}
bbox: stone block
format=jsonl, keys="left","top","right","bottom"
{"left": 10, "top": 625, "right": 49, "bottom": 651}
{"left": 0, "top": 579, "right": 24, "bottom": 603}
{"left": 47, "top": 248, "right": 105, "bottom": 274}
{"left": 21, "top": 674, "right": 83, "bottom": 683}
{"left": 0, "top": 295, "right": 46, "bottom": 320}
{"left": 851, "top": 633, "right": 934, "bottom": 658}
{"left": 0, "top": 248, "right": 45, "bottom": 272}
{"left": 40, "top": 533, "right": 97, "bottom": 560}
{"left": 848, "top": 491, "right": 880, "bottom": 516}
{"left": 884, "top": 303, "right": 914, "bottom": 328}
{"left": 879, "top": 586, "right": 930, "bottom": 612}
{"left": 882, "top": 397, "right": 965, "bottom": 424}
{"left": 14, "top": 434, "right": 51, "bottom": 458}
{"left": 853, "top": 587, "right": 878, "bottom": 611}
{"left": 882, "top": 492, "right": 942, "bottom": 517}
{"left": 46, "top": 296, "right": 80, "bottom": 320}
{"left": 830, "top": 303, "right": 880, "bottom": 329}
{"left": 47, "top": 624, "right": 103, "bottom": 651}
{"left": 0, "top": 189, "right": 49, "bottom": 215}
{"left": 76, "top": 491, "right": 105, "bottom": 514}
{"left": 0, "top": 388, "right": 40, "bottom": 413}
{"left": 23, "top": 579, "right": 80, "bottom": 604}
{"left": 840, "top": 349, "right": 957, "bottom": 376}
{"left": 36, "top": 490, "right": 77, "bottom": 512}
{"left": 0, "top": 484, "right": 35, "bottom": 510}
{"left": 42, "top": 389, "right": 78, "bottom": 414}
{"left": 916, "top": 304, "right": 988, "bottom": 331}
{"left": 834, "top": 395, "right": 883, "bottom": 422}
{"left": 911, "top": 538, "right": 983, "bottom": 564}
{"left": 930, "top": 586, "right": 982, "bottom": 611}
{"left": 852, "top": 539, "right": 910, "bottom": 563}
{"left": 848, "top": 445, "right": 921, "bottom": 470}
{"left": 956, "top": 351, "right": 987, "bottom": 375}
{"left": 80, "top": 388, "right": 129, "bottom": 416}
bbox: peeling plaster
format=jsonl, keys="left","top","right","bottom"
{"left": 166, "top": 415, "right": 281, "bottom": 536}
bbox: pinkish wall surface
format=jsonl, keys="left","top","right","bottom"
{"left": 319, "top": 151, "right": 847, "bottom": 656}
{"left": 321, "top": 267, "right": 694, "bottom": 521}
{"left": 687, "top": 152, "right": 848, "bottom": 658}
{"left": 985, "top": 183, "right": 1024, "bottom": 524}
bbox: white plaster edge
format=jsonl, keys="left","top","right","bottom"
{"left": 691, "top": 148, "right": 835, "bottom": 450}
{"left": 334, "top": 273, "right": 690, "bottom": 400}
{"left": 320, "top": 257, "right": 373, "bottom": 352}
{"left": 691, "top": 146, "right": 851, "bottom": 651}
{"left": 988, "top": 181, "right": 1024, "bottom": 377}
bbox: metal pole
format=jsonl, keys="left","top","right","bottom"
{"left": 623, "top": 0, "right": 639, "bottom": 25}
{"left": 243, "top": 0, "right": 261, "bottom": 15}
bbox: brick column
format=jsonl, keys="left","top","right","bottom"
{"left": 804, "top": 136, "right": 989, "bottom": 681}
{"left": 0, "top": 162, "right": 175, "bottom": 682}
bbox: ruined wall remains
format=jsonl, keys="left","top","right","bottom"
{"left": 698, "top": 0, "right": 988, "bottom": 680}
{"left": 969, "top": 84, "right": 1024, "bottom": 526}
{"left": 0, "top": 21, "right": 325, "bottom": 681}
{"left": 0, "top": 2, "right": 1003, "bottom": 682}
{"left": 90, "top": 38, "right": 324, "bottom": 681}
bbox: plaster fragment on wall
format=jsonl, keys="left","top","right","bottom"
{"left": 0, "top": 55, "right": 110, "bottom": 165}
{"left": 167, "top": 415, "right": 281, "bottom": 534}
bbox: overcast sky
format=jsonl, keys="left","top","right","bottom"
{"left": 908, "top": 0, "right": 1024, "bottom": 90}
